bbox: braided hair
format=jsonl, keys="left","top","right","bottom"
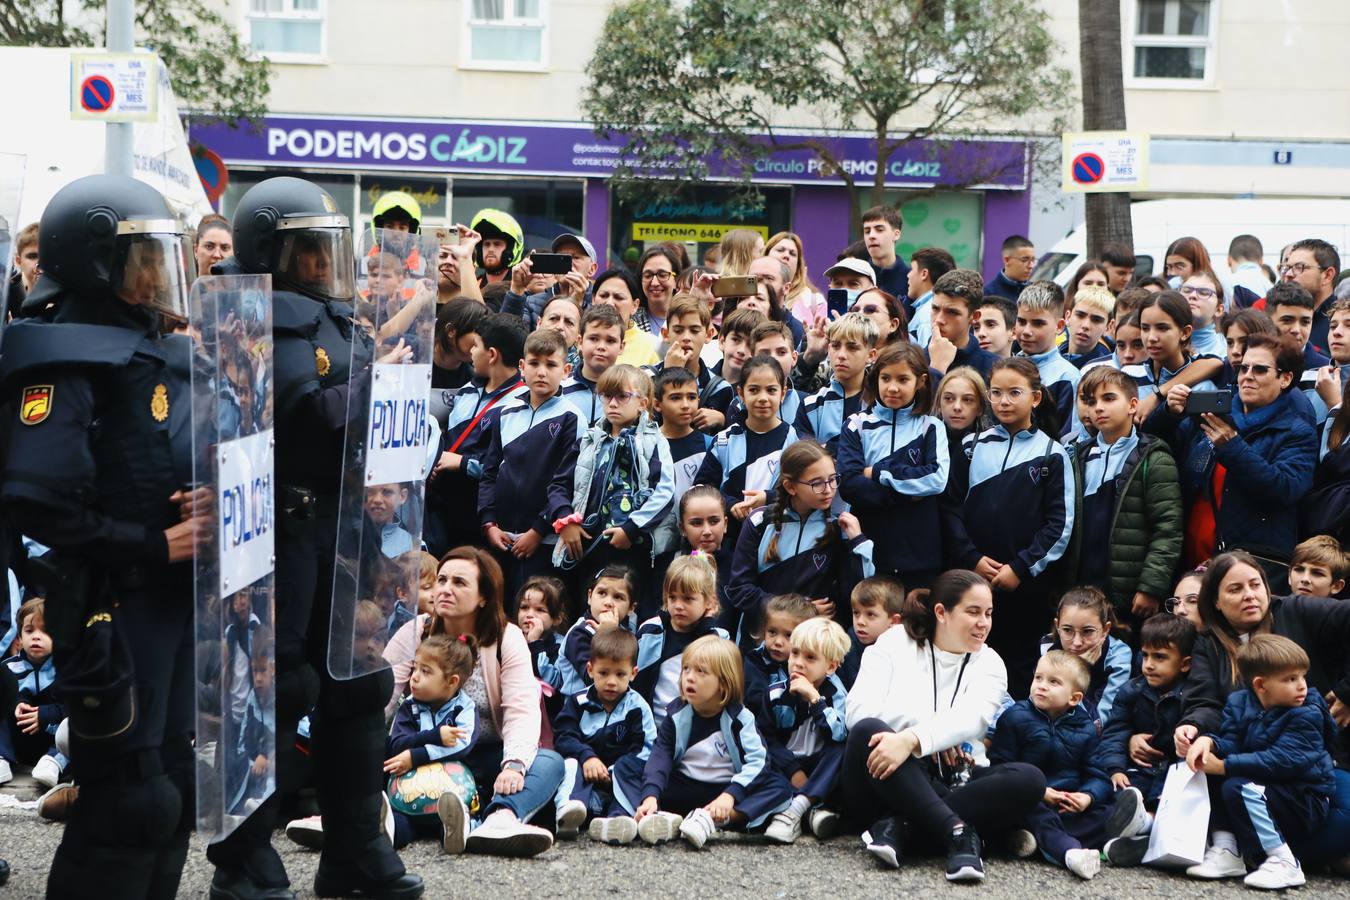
{"left": 764, "top": 439, "right": 839, "bottom": 563}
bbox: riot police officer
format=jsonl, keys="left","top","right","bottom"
{"left": 206, "top": 177, "right": 424, "bottom": 899}
{"left": 0, "top": 175, "right": 202, "bottom": 898}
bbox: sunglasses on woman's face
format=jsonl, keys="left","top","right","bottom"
{"left": 1237, "top": 363, "right": 1277, "bottom": 376}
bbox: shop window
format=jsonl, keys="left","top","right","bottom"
{"left": 246, "top": 0, "right": 326, "bottom": 62}
{"left": 1128, "top": 0, "right": 1217, "bottom": 86}
{"left": 450, "top": 178, "right": 584, "bottom": 254}
{"left": 610, "top": 186, "right": 793, "bottom": 274}
{"left": 888, "top": 191, "right": 984, "bottom": 272}
{"left": 464, "top": 0, "right": 547, "bottom": 70}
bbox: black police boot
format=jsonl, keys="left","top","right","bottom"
{"left": 0, "top": 857, "right": 9, "bottom": 887}
{"left": 207, "top": 799, "right": 295, "bottom": 900}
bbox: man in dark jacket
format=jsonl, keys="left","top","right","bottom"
{"left": 986, "top": 235, "right": 1036, "bottom": 302}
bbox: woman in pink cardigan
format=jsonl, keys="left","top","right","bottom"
{"left": 383, "top": 546, "right": 564, "bottom": 857}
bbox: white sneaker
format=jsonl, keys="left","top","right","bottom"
{"left": 808, "top": 807, "right": 841, "bottom": 841}
{"left": 0, "top": 758, "right": 11, "bottom": 785}
{"left": 1186, "top": 845, "right": 1246, "bottom": 879}
{"left": 765, "top": 809, "right": 802, "bottom": 844}
{"left": 465, "top": 810, "right": 554, "bottom": 857}
{"left": 1007, "top": 828, "right": 1038, "bottom": 859}
{"left": 1106, "top": 786, "right": 1151, "bottom": 839}
{"left": 587, "top": 816, "right": 638, "bottom": 845}
{"left": 31, "top": 755, "right": 61, "bottom": 789}
{"left": 636, "top": 811, "right": 683, "bottom": 845}
{"left": 55, "top": 719, "right": 69, "bottom": 757}
{"left": 284, "top": 815, "right": 324, "bottom": 850}
{"left": 1244, "top": 855, "right": 1305, "bottom": 890}
{"left": 437, "top": 791, "right": 470, "bottom": 855}
{"left": 679, "top": 808, "right": 717, "bottom": 850}
{"left": 1065, "top": 848, "right": 1101, "bottom": 880}
{"left": 556, "top": 799, "right": 588, "bottom": 838}
{"left": 381, "top": 792, "right": 395, "bottom": 846}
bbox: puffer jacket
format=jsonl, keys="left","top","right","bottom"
{"left": 1207, "top": 687, "right": 1337, "bottom": 796}
{"left": 988, "top": 699, "right": 1112, "bottom": 807}
{"left": 1094, "top": 674, "right": 1191, "bottom": 802}
{"left": 1144, "top": 388, "right": 1316, "bottom": 559}
{"left": 1065, "top": 432, "right": 1182, "bottom": 616}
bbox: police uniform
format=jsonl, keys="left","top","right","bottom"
{"left": 205, "top": 177, "right": 423, "bottom": 900}
{"left": 0, "top": 175, "right": 197, "bottom": 899}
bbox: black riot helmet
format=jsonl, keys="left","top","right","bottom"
{"left": 26, "top": 174, "right": 193, "bottom": 321}
{"left": 231, "top": 176, "right": 356, "bottom": 303}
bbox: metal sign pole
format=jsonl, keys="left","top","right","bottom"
{"left": 105, "top": 0, "right": 134, "bottom": 176}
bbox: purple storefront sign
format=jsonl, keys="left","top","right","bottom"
{"left": 189, "top": 116, "right": 1028, "bottom": 190}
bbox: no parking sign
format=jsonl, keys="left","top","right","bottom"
{"left": 1061, "top": 131, "right": 1149, "bottom": 193}
{"left": 70, "top": 53, "right": 159, "bottom": 122}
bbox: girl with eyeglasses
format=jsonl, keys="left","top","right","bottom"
{"left": 1166, "top": 566, "right": 1206, "bottom": 630}
{"left": 838, "top": 344, "right": 949, "bottom": 591}
{"left": 1150, "top": 332, "right": 1318, "bottom": 571}
{"left": 1037, "top": 586, "right": 1134, "bottom": 728}
{"left": 1179, "top": 270, "right": 1227, "bottom": 358}
{"left": 726, "top": 440, "right": 875, "bottom": 644}
{"left": 943, "top": 357, "right": 1076, "bottom": 697}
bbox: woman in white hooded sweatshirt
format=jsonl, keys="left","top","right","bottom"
{"left": 844, "top": 569, "right": 1046, "bottom": 882}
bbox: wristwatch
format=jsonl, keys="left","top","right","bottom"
{"left": 502, "top": 759, "right": 527, "bottom": 775}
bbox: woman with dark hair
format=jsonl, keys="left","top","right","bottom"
{"left": 844, "top": 570, "right": 1046, "bottom": 881}
{"left": 635, "top": 245, "right": 683, "bottom": 333}
{"left": 852, "top": 287, "right": 909, "bottom": 346}
{"left": 1065, "top": 261, "right": 1110, "bottom": 308}
{"left": 433, "top": 297, "right": 489, "bottom": 389}
{"left": 1149, "top": 333, "right": 1317, "bottom": 572}
{"left": 383, "top": 547, "right": 565, "bottom": 857}
{"left": 591, "top": 267, "right": 660, "bottom": 366}
{"left": 1170, "top": 551, "right": 1350, "bottom": 869}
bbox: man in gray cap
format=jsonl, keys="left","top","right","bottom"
{"left": 503, "top": 232, "right": 597, "bottom": 328}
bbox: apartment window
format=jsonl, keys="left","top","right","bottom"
{"left": 247, "top": 0, "right": 326, "bottom": 61}
{"left": 464, "top": 0, "right": 547, "bottom": 70}
{"left": 1129, "top": 0, "right": 1217, "bottom": 85}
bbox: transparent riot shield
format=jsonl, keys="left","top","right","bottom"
{"left": 0, "top": 153, "right": 26, "bottom": 323}
{"left": 189, "top": 274, "right": 277, "bottom": 842}
{"left": 328, "top": 228, "right": 439, "bottom": 680}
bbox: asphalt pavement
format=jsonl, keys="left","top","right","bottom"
{"left": 2, "top": 787, "right": 1348, "bottom": 899}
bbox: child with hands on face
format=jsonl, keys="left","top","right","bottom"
{"left": 553, "top": 566, "right": 639, "bottom": 695}
{"left": 515, "top": 576, "right": 569, "bottom": 691}
{"left": 621, "top": 636, "right": 792, "bottom": 849}
{"left": 383, "top": 635, "right": 481, "bottom": 851}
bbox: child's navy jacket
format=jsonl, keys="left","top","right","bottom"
{"left": 552, "top": 685, "right": 657, "bottom": 766}
{"left": 988, "top": 699, "right": 1112, "bottom": 808}
{"left": 387, "top": 693, "right": 478, "bottom": 768}
{"left": 1207, "top": 687, "right": 1337, "bottom": 796}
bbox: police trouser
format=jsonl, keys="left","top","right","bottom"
{"left": 47, "top": 582, "right": 195, "bottom": 900}
{"left": 207, "top": 509, "right": 406, "bottom": 887}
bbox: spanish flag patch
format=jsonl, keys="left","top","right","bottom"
{"left": 20, "top": 385, "right": 52, "bottom": 425}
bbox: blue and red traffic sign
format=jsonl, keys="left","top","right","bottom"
{"left": 1071, "top": 152, "right": 1105, "bottom": 185}
{"left": 79, "top": 75, "right": 115, "bottom": 113}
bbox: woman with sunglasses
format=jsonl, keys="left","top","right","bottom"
{"left": 1149, "top": 333, "right": 1318, "bottom": 576}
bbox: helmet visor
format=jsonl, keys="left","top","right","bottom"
{"left": 114, "top": 226, "right": 194, "bottom": 322}
{"left": 274, "top": 223, "right": 355, "bottom": 303}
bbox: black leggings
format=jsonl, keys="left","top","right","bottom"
{"left": 842, "top": 718, "right": 1045, "bottom": 841}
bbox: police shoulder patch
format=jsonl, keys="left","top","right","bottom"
{"left": 20, "top": 385, "right": 53, "bottom": 425}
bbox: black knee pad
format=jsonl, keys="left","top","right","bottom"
{"left": 276, "top": 661, "right": 320, "bottom": 725}
{"left": 319, "top": 668, "right": 393, "bottom": 719}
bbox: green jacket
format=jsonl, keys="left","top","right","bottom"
{"left": 1066, "top": 432, "right": 1183, "bottom": 618}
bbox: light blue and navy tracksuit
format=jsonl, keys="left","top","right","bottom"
{"left": 633, "top": 612, "right": 730, "bottom": 728}
{"left": 386, "top": 692, "right": 479, "bottom": 845}
{"left": 425, "top": 374, "right": 528, "bottom": 555}
{"left": 1123, "top": 354, "right": 1218, "bottom": 404}
{"left": 1190, "top": 322, "right": 1226, "bottom": 358}
{"left": 611, "top": 699, "right": 792, "bottom": 829}
{"left": 800, "top": 379, "right": 866, "bottom": 456}
{"left": 988, "top": 700, "right": 1113, "bottom": 866}
{"left": 726, "top": 506, "right": 876, "bottom": 643}
{"left": 769, "top": 672, "right": 848, "bottom": 801}
{"left": 1299, "top": 343, "right": 1333, "bottom": 426}
{"left": 528, "top": 631, "right": 565, "bottom": 693}
{"left": 553, "top": 613, "right": 638, "bottom": 696}
{"left": 647, "top": 361, "right": 731, "bottom": 415}
{"left": 552, "top": 686, "right": 656, "bottom": 817}
{"left": 560, "top": 371, "right": 604, "bottom": 429}
{"left": 693, "top": 419, "right": 802, "bottom": 543}
{"left": 1022, "top": 346, "right": 1082, "bottom": 439}
{"left": 1071, "top": 427, "right": 1140, "bottom": 596}
{"left": 1205, "top": 687, "right": 1337, "bottom": 860}
{"left": 837, "top": 402, "right": 948, "bottom": 586}
{"left": 478, "top": 394, "right": 582, "bottom": 597}
{"left": 0, "top": 651, "right": 65, "bottom": 770}
{"left": 1064, "top": 339, "right": 1114, "bottom": 370}
{"left": 942, "top": 424, "right": 1075, "bottom": 697}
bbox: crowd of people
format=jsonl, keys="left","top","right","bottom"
{"left": 4, "top": 187, "right": 1350, "bottom": 895}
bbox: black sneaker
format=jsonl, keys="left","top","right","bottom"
{"left": 861, "top": 816, "right": 903, "bottom": 869}
{"left": 1103, "top": 834, "right": 1150, "bottom": 868}
{"left": 945, "top": 824, "right": 985, "bottom": 882}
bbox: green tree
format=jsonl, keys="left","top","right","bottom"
{"left": 0, "top": 0, "right": 269, "bottom": 125}
{"left": 584, "top": 0, "right": 1072, "bottom": 230}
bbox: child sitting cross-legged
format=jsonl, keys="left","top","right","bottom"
{"left": 1183, "top": 634, "right": 1337, "bottom": 890}
{"left": 1098, "top": 614, "right": 1197, "bottom": 867}
{"left": 551, "top": 628, "right": 657, "bottom": 844}
{"left": 383, "top": 634, "right": 481, "bottom": 853}
{"left": 763, "top": 617, "right": 851, "bottom": 844}
{"left": 988, "top": 651, "right": 1144, "bottom": 880}
{"left": 616, "top": 635, "right": 792, "bottom": 849}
